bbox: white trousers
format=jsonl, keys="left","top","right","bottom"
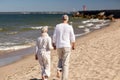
{"left": 37, "top": 52, "right": 51, "bottom": 77}
{"left": 57, "top": 47, "right": 71, "bottom": 80}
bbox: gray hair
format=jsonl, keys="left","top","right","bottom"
{"left": 62, "top": 14, "right": 69, "bottom": 21}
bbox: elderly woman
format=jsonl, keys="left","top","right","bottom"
{"left": 35, "top": 26, "right": 53, "bottom": 80}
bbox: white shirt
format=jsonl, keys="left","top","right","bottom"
{"left": 53, "top": 23, "right": 75, "bottom": 48}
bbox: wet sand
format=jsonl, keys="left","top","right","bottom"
{"left": 0, "top": 47, "right": 35, "bottom": 67}
{"left": 0, "top": 19, "right": 120, "bottom": 80}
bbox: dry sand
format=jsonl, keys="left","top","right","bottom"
{"left": 0, "top": 19, "right": 120, "bottom": 80}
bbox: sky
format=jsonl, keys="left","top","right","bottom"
{"left": 0, "top": 0, "right": 120, "bottom": 12}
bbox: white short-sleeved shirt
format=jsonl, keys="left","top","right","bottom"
{"left": 53, "top": 23, "right": 75, "bottom": 48}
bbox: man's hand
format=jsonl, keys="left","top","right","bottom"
{"left": 71, "top": 42, "right": 75, "bottom": 50}
{"left": 53, "top": 43, "right": 56, "bottom": 50}
{"left": 72, "top": 46, "right": 75, "bottom": 50}
{"left": 35, "top": 54, "right": 38, "bottom": 60}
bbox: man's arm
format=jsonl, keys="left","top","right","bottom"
{"left": 70, "top": 26, "right": 75, "bottom": 50}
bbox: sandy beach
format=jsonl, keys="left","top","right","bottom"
{"left": 0, "top": 19, "right": 120, "bottom": 80}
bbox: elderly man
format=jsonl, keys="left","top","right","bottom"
{"left": 53, "top": 15, "right": 75, "bottom": 80}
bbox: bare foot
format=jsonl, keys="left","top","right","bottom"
{"left": 42, "top": 76, "right": 45, "bottom": 80}
{"left": 42, "top": 76, "right": 48, "bottom": 80}
{"left": 56, "top": 70, "right": 61, "bottom": 78}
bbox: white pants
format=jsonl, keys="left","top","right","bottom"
{"left": 37, "top": 52, "right": 51, "bottom": 77}
{"left": 57, "top": 47, "right": 71, "bottom": 80}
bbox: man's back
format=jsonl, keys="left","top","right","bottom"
{"left": 53, "top": 15, "right": 75, "bottom": 80}
{"left": 53, "top": 23, "right": 75, "bottom": 48}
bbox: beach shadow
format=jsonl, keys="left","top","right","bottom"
{"left": 30, "top": 78, "right": 42, "bottom": 80}
{"left": 30, "top": 78, "right": 58, "bottom": 80}
{"left": 52, "top": 78, "right": 60, "bottom": 80}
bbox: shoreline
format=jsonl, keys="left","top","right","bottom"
{"left": 0, "top": 46, "right": 35, "bottom": 67}
{"left": 0, "top": 19, "right": 120, "bottom": 80}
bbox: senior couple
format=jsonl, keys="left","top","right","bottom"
{"left": 35, "top": 14, "right": 75, "bottom": 80}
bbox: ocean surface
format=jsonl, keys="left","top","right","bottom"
{"left": 0, "top": 14, "right": 62, "bottom": 50}
{"left": 0, "top": 14, "right": 110, "bottom": 67}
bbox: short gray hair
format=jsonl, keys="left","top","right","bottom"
{"left": 62, "top": 14, "right": 69, "bottom": 21}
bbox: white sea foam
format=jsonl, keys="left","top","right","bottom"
{"left": 92, "top": 26, "right": 101, "bottom": 29}
{"left": 0, "top": 45, "right": 33, "bottom": 51}
{"left": 82, "top": 19, "right": 110, "bottom": 24}
{"left": 0, "top": 42, "right": 19, "bottom": 46}
{"left": 78, "top": 25, "right": 85, "bottom": 28}
{"left": 84, "top": 28, "right": 90, "bottom": 33}
{"left": 89, "top": 19, "right": 99, "bottom": 22}
{"left": 89, "top": 19, "right": 104, "bottom": 23}
{"left": 0, "top": 42, "right": 35, "bottom": 51}
{"left": 86, "top": 23, "right": 94, "bottom": 27}
{"left": 6, "top": 31, "right": 18, "bottom": 35}
{"left": 95, "top": 23, "right": 109, "bottom": 27}
{"left": 30, "top": 26, "right": 51, "bottom": 30}
{"left": 104, "top": 20, "right": 110, "bottom": 23}
{"left": 82, "top": 20, "right": 90, "bottom": 24}
{"left": 30, "top": 26, "right": 42, "bottom": 29}
{"left": 75, "top": 33, "right": 87, "bottom": 37}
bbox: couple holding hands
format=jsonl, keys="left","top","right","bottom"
{"left": 35, "top": 14, "right": 75, "bottom": 80}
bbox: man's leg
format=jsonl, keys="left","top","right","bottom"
{"left": 57, "top": 48, "right": 63, "bottom": 78}
{"left": 62, "top": 47, "right": 71, "bottom": 80}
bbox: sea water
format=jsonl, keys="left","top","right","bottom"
{"left": 0, "top": 14, "right": 61, "bottom": 51}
